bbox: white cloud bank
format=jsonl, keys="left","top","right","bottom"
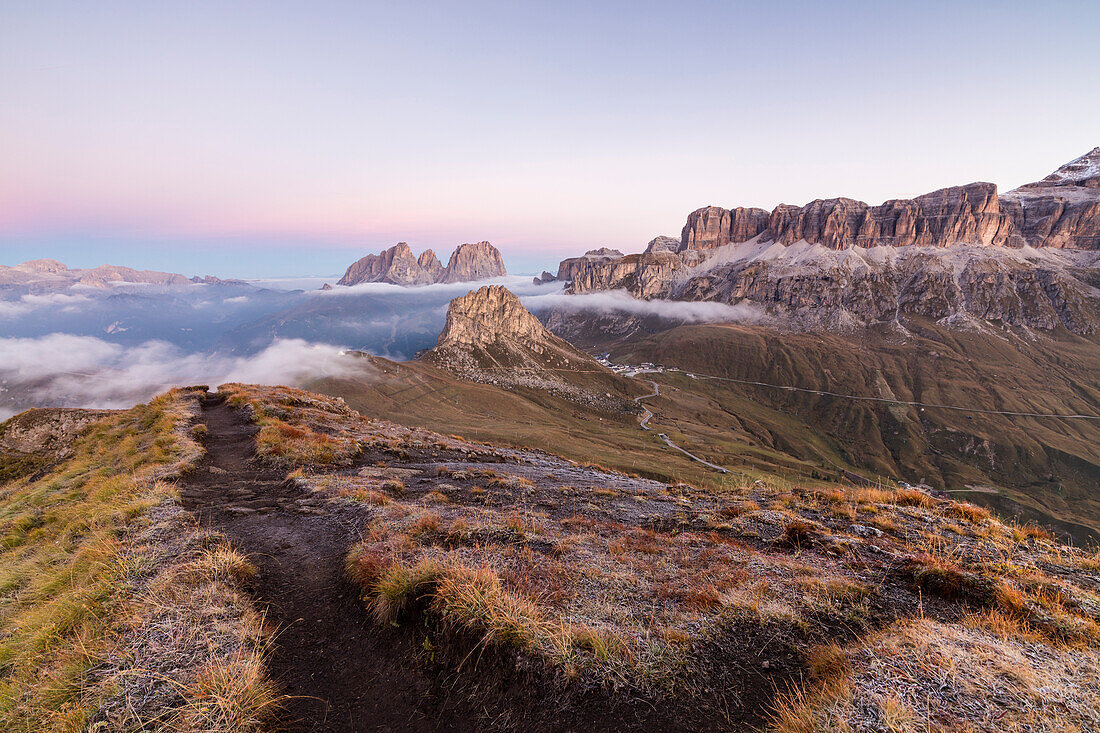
{"left": 0, "top": 292, "right": 93, "bottom": 318}
{"left": 310, "top": 275, "right": 539, "bottom": 299}
{"left": 521, "top": 289, "right": 764, "bottom": 323}
{"left": 0, "top": 334, "right": 357, "bottom": 419}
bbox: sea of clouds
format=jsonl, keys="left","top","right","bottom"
{"left": 0, "top": 276, "right": 758, "bottom": 417}
{"left": 0, "top": 335, "right": 356, "bottom": 419}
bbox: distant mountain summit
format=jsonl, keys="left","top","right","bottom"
{"left": 549, "top": 148, "right": 1100, "bottom": 333}
{"left": 337, "top": 241, "right": 506, "bottom": 286}
{"left": 0, "top": 259, "right": 240, "bottom": 288}
{"left": 665, "top": 147, "right": 1100, "bottom": 253}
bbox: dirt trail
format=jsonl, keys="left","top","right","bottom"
{"left": 181, "top": 395, "right": 472, "bottom": 732}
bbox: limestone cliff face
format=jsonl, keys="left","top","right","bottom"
{"left": 441, "top": 242, "right": 507, "bottom": 283}
{"left": 552, "top": 149, "right": 1100, "bottom": 334}
{"left": 337, "top": 241, "right": 507, "bottom": 286}
{"left": 426, "top": 286, "right": 623, "bottom": 407}
{"left": 673, "top": 151, "right": 1100, "bottom": 253}
{"left": 554, "top": 248, "right": 625, "bottom": 282}
{"left": 435, "top": 285, "right": 548, "bottom": 351}
{"left": 1000, "top": 147, "right": 1100, "bottom": 250}
{"left": 680, "top": 183, "right": 1025, "bottom": 253}
{"left": 568, "top": 252, "right": 685, "bottom": 299}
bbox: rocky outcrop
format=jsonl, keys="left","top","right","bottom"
{"left": 554, "top": 248, "right": 626, "bottom": 283}
{"left": 0, "top": 407, "right": 114, "bottom": 460}
{"left": 550, "top": 148, "right": 1100, "bottom": 334}
{"left": 568, "top": 252, "right": 686, "bottom": 299}
{"left": 434, "top": 285, "right": 549, "bottom": 352}
{"left": 441, "top": 242, "right": 507, "bottom": 283}
{"left": 337, "top": 242, "right": 436, "bottom": 286}
{"left": 426, "top": 286, "right": 624, "bottom": 407}
{"left": 190, "top": 274, "right": 247, "bottom": 285}
{"left": 643, "top": 236, "right": 681, "bottom": 254}
{"left": 337, "top": 241, "right": 507, "bottom": 286}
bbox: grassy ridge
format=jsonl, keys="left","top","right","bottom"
{"left": 0, "top": 389, "right": 275, "bottom": 732}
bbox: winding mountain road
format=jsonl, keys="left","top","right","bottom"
{"left": 633, "top": 378, "right": 729, "bottom": 474}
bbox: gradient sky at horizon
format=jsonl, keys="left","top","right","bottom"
{"left": 2, "top": 0, "right": 1099, "bottom": 277}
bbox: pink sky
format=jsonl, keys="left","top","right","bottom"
{"left": 3, "top": 1, "right": 1098, "bottom": 276}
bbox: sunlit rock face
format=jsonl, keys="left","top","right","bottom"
{"left": 337, "top": 241, "right": 506, "bottom": 286}
{"left": 549, "top": 148, "right": 1100, "bottom": 333}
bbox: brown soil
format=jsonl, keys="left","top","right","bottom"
{"left": 181, "top": 395, "right": 472, "bottom": 732}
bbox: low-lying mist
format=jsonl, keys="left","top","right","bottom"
{"left": 521, "top": 289, "right": 765, "bottom": 323}
{"left": 0, "top": 335, "right": 356, "bottom": 419}
{"left": 1, "top": 276, "right": 761, "bottom": 417}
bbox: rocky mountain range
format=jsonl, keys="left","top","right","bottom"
{"left": 0, "top": 259, "right": 241, "bottom": 288}
{"left": 549, "top": 148, "right": 1100, "bottom": 333}
{"left": 337, "top": 241, "right": 507, "bottom": 287}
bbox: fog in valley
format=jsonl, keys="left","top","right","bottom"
{"left": 0, "top": 276, "right": 521, "bottom": 417}
{"left": 0, "top": 270, "right": 773, "bottom": 419}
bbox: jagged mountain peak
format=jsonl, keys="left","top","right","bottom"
{"left": 1029, "top": 146, "right": 1100, "bottom": 189}
{"left": 435, "top": 285, "right": 548, "bottom": 350}
{"left": 337, "top": 241, "right": 507, "bottom": 287}
{"left": 425, "top": 285, "right": 622, "bottom": 406}
{"left": 440, "top": 242, "right": 507, "bottom": 284}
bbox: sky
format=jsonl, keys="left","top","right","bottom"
{"left": 2, "top": 0, "right": 1099, "bottom": 278}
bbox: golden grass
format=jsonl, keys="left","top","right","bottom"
{"left": 434, "top": 565, "right": 544, "bottom": 648}
{"left": 171, "top": 650, "right": 279, "bottom": 732}
{"left": 0, "top": 389, "right": 275, "bottom": 731}
{"left": 946, "top": 501, "right": 991, "bottom": 523}
{"left": 232, "top": 382, "right": 1100, "bottom": 726}
{"left": 221, "top": 383, "right": 362, "bottom": 466}
{"left": 342, "top": 493, "right": 871, "bottom": 693}
{"left": 1081, "top": 549, "right": 1100, "bottom": 571}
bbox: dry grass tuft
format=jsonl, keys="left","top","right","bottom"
{"left": 1012, "top": 522, "right": 1055, "bottom": 542}
{"left": 778, "top": 518, "right": 820, "bottom": 549}
{"left": 382, "top": 479, "right": 406, "bottom": 495}
{"left": 892, "top": 487, "right": 936, "bottom": 508}
{"left": 171, "top": 651, "right": 280, "bottom": 732}
{"left": 434, "top": 565, "right": 544, "bottom": 648}
{"left": 369, "top": 558, "right": 444, "bottom": 623}
{"left": 902, "top": 552, "right": 996, "bottom": 605}
{"left": 1081, "top": 549, "right": 1100, "bottom": 572}
{"left": 806, "top": 643, "right": 850, "bottom": 687}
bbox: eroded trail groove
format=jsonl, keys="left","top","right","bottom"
{"left": 181, "top": 395, "right": 468, "bottom": 732}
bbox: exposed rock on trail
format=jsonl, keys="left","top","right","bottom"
{"left": 181, "top": 395, "right": 465, "bottom": 733}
